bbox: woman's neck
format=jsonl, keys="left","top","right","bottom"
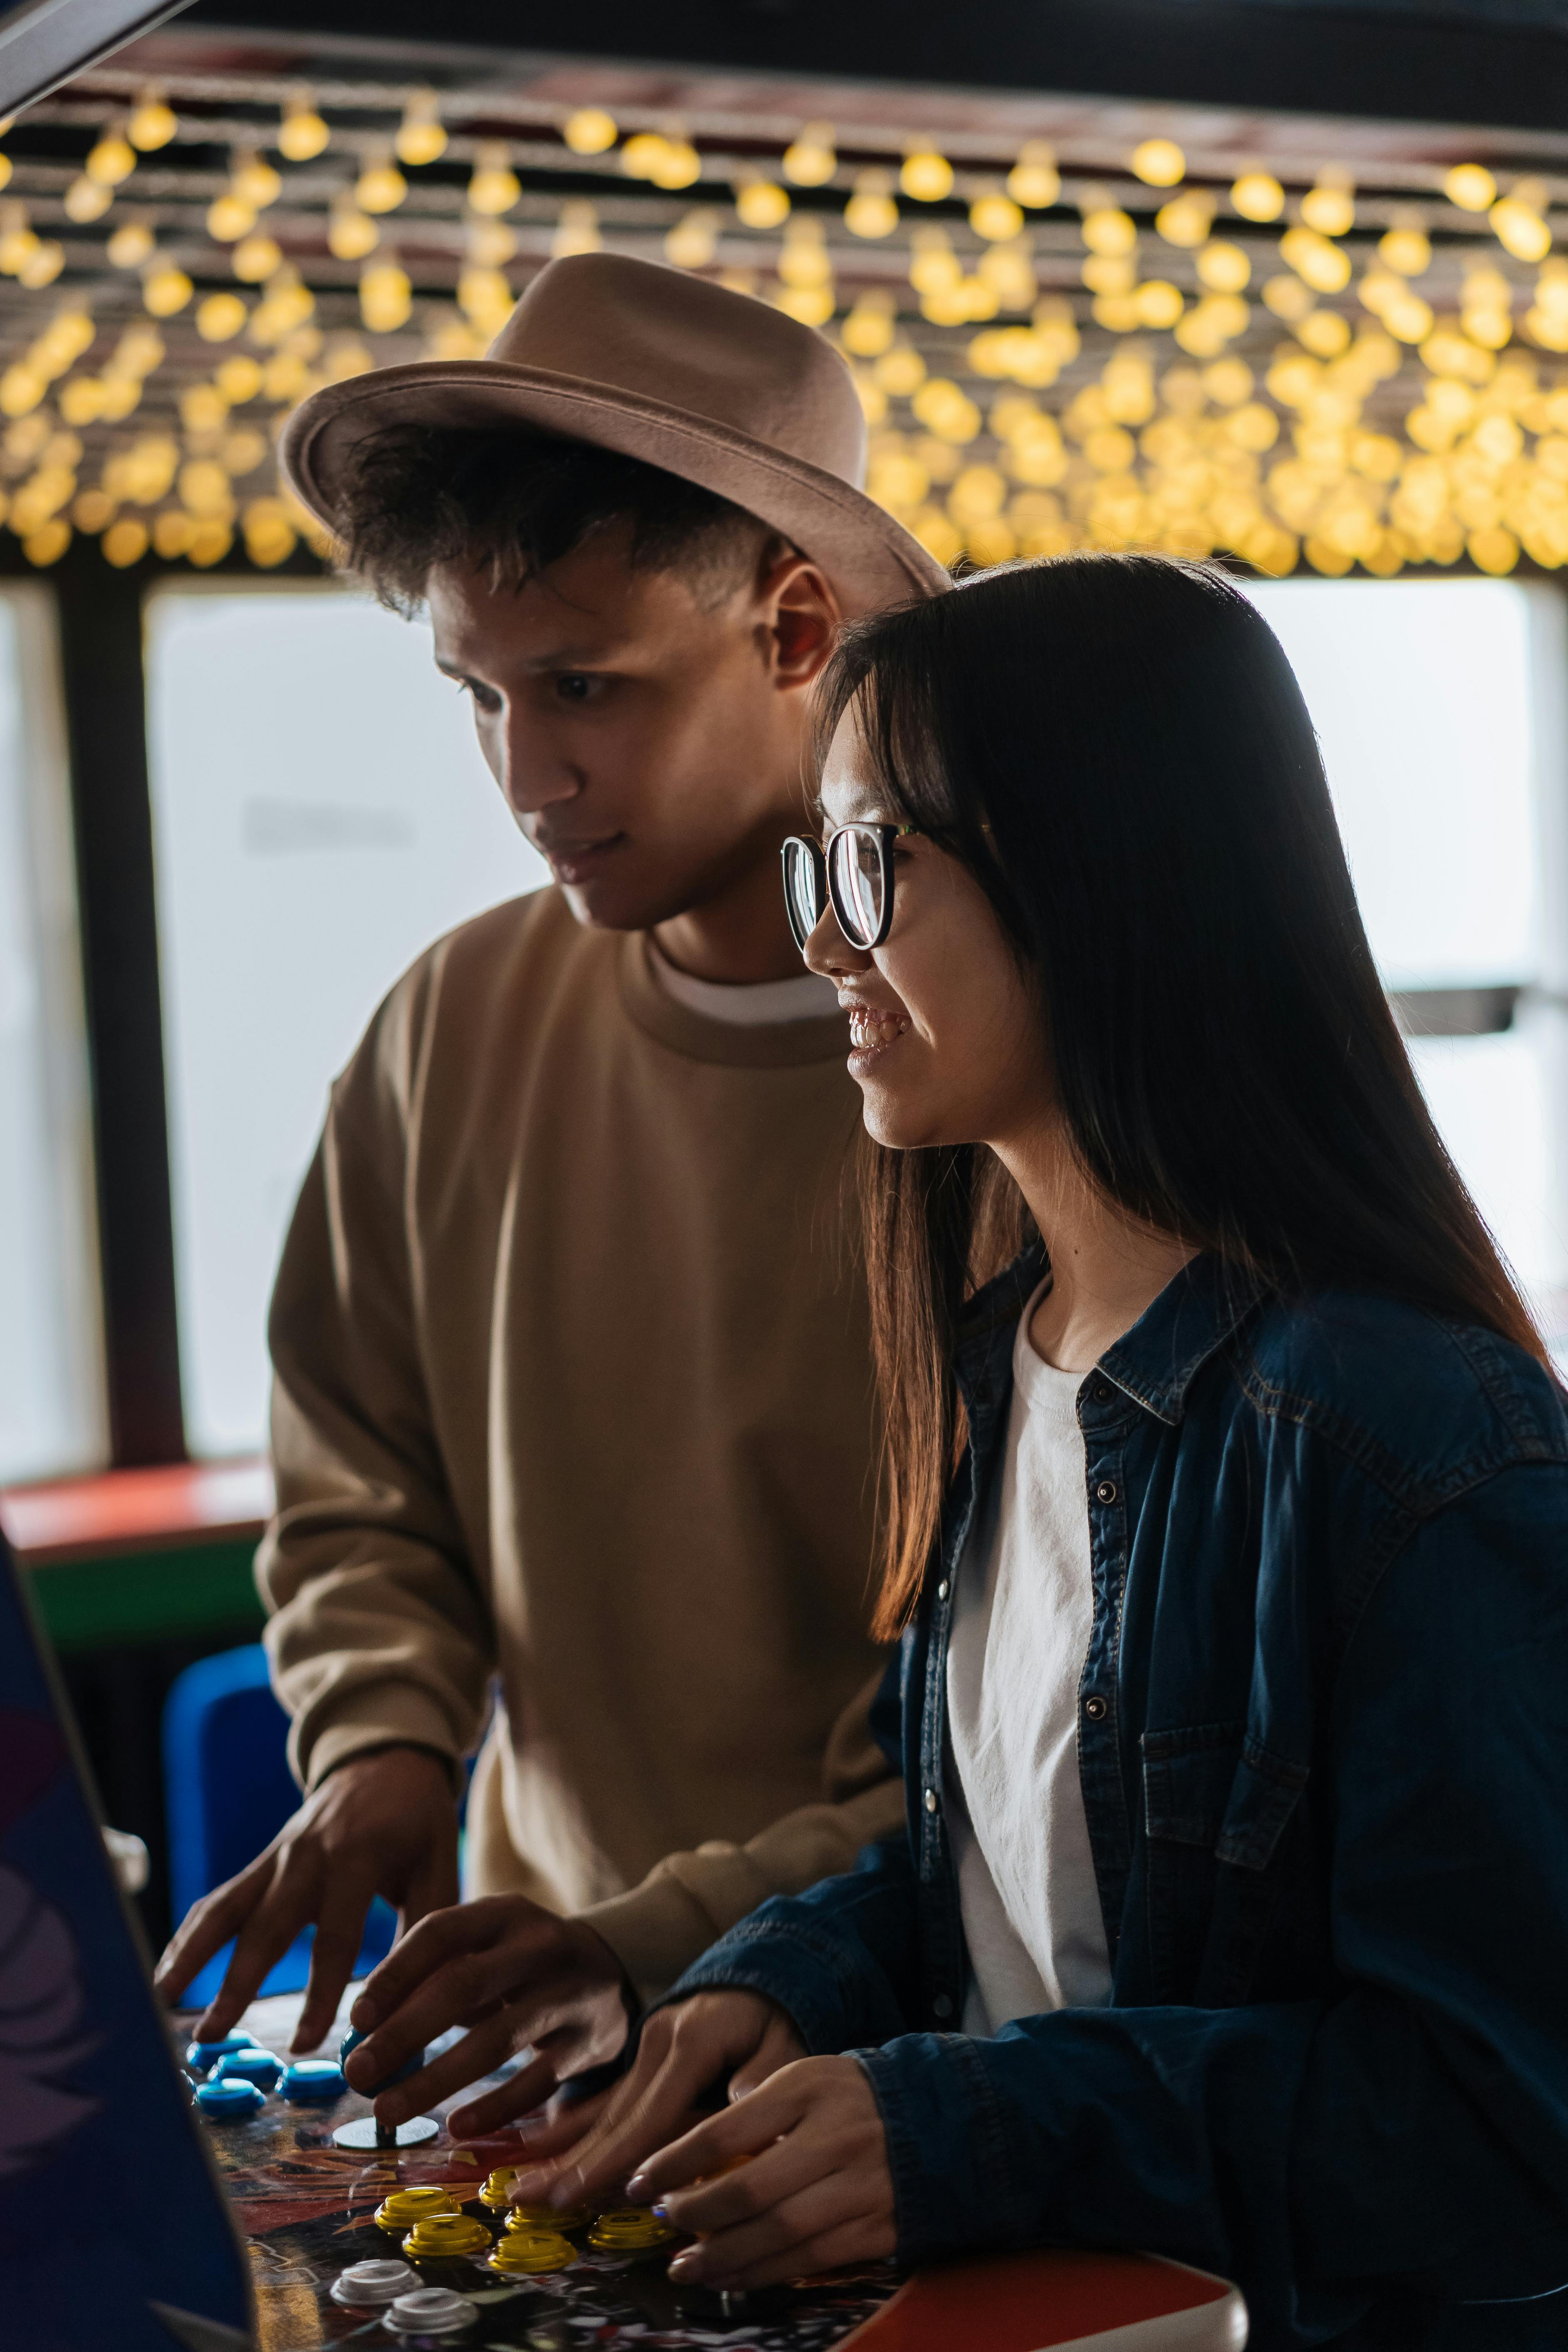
{"left": 994, "top": 1114, "right": 1196, "bottom": 1374}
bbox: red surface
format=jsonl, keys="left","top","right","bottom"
{"left": 841, "top": 2249, "right": 1228, "bottom": 2349}
{"left": 0, "top": 1456, "right": 273, "bottom": 1564}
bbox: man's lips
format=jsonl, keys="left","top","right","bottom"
{"left": 535, "top": 832, "right": 626, "bottom": 883}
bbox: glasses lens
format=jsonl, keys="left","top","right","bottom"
{"left": 782, "top": 840, "right": 822, "bottom": 947}
{"left": 830, "top": 826, "right": 885, "bottom": 948}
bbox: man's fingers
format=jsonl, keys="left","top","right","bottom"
{"left": 154, "top": 1857, "right": 275, "bottom": 2016}
{"left": 446, "top": 2052, "right": 565, "bottom": 2141}
{"left": 372, "top": 2013, "right": 521, "bottom": 2124}
{"left": 189, "top": 1861, "right": 321, "bottom": 2041}
{"left": 349, "top": 1904, "right": 484, "bottom": 2034}
{"left": 293, "top": 1886, "right": 376, "bottom": 2053}
{"left": 400, "top": 1836, "right": 460, "bottom": 1930}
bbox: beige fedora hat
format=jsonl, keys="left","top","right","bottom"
{"left": 280, "top": 251, "right": 951, "bottom": 615}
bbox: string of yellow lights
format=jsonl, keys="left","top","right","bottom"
{"left": 0, "top": 61, "right": 1561, "bottom": 578}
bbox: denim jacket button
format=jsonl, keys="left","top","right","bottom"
{"left": 932, "top": 1991, "right": 954, "bottom": 2020}
{"left": 1083, "top": 1694, "right": 1108, "bottom": 1721}
{"left": 1092, "top": 1378, "right": 1113, "bottom": 1403}
{"left": 937, "top": 1579, "right": 950, "bottom": 1602}
{"left": 924, "top": 1787, "right": 939, "bottom": 1814}
{"left": 1095, "top": 1480, "right": 1118, "bottom": 1504}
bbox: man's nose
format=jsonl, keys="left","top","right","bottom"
{"left": 495, "top": 710, "right": 582, "bottom": 818}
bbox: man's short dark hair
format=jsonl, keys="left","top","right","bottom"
{"left": 335, "top": 425, "right": 778, "bottom": 613}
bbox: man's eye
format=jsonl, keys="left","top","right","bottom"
{"left": 555, "top": 673, "right": 598, "bottom": 702}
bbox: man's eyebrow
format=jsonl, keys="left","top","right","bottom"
{"left": 435, "top": 646, "right": 610, "bottom": 676}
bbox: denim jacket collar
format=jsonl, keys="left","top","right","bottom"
{"left": 955, "top": 1243, "right": 1261, "bottom": 1428}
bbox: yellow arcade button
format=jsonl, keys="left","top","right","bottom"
{"left": 489, "top": 2227, "right": 575, "bottom": 2276}
{"left": 374, "top": 2186, "right": 460, "bottom": 2234}
{"left": 402, "top": 2211, "right": 494, "bottom": 2260}
{"left": 588, "top": 2205, "right": 678, "bottom": 2251}
{"left": 507, "top": 2201, "right": 592, "bottom": 2233}
{"left": 478, "top": 2167, "right": 518, "bottom": 2210}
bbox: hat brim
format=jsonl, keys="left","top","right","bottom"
{"left": 280, "top": 362, "right": 952, "bottom": 615}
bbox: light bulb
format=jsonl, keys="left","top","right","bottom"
{"left": 232, "top": 150, "right": 281, "bottom": 209}
{"left": 328, "top": 203, "right": 378, "bottom": 261}
{"left": 278, "top": 96, "right": 329, "bottom": 161}
{"left": 1130, "top": 138, "right": 1185, "bottom": 187}
{"left": 782, "top": 123, "right": 835, "bottom": 186}
{"left": 197, "top": 292, "right": 248, "bottom": 341}
{"left": 845, "top": 171, "right": 898, "bottom": 238}
{"left": 63, "top": 176, "right": 112, "bottom": 223}
{"left": 1006, "top": 143, "right": 1058, "bottom": 209}
{"left": 1230, "top": 172, "right": 1284, "bottom": 222}
{"left": 356, "top": 153, "right": 408, "bottom": 215}
{"left": 107, "top": 220, "right": 154, "bottom": 268}
{"left": 142, "top": 261, "right": 193, "bottom": 315}
{"left": 1300, "top": 181, "right": 1354, "bottom": 236}
{"left": 360, "top": 259, "right": 413, "bottom": 333}
{"left": 900, "top": 148, "right": 953, "bottom": 203}
{"left": 395, "top": 92, "right": 446, "bottom": 168}
{"left": 735, "top": 178, "right": 789, "bottom": 229}
{"left": 563, "top": 108, "right": 617, "bottom": 155}
{"left": 233, "top": 233, "right": 283, "bottom": 282}
{"left": 128, "top": 93, "right": 176, "bottom": 152}
{"left": 85, "top": 133, "right": 136, "bottom": 188}
{"left": 1443, "top": 163, "right": 1496, "bottom": 213}
{"left": 469, "top": 144, "right": 520, "bottom": 215}
{"left": 970, "top": 189, "right": 1024, "bottom": 242}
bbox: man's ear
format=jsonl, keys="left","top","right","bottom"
{"left": 756, "top": 546, "right": 842, "bottom": 691}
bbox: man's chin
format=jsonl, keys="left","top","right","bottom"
{"left": 555, "top": 873, "right": 667, "bottom": 934}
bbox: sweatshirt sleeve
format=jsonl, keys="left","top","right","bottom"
{"left": 258, "top": 986, "right": 495, "bottom": 1794}
{"left": 578, "top": 1667, "right": 907, "bottom": 2004}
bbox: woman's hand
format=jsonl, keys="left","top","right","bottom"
{"left": 340, "top": 1893, "right": 634, "bottom": 2137}
{"left": 507, "top": 1989, "right": 803, "bottom": 2206}
{"left": 631, "top": 2054, "right": 896, "bottom": 2291}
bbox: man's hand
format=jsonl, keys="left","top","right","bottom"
{"left": 508, "top": 1989, "right": 804, "bottom": 2209}
{"left": 153, "top": 1746, "right": 459, "bottom": 2052}
{"left": 631, "top": 2054, "right": 896, "bottom": 2292}
{"left": 340, "top": 1896, "right": 636, "bottom": 2137}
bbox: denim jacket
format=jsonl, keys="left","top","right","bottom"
{"left": 669, "top": 1250, "right": 1568, "bottom": 2349}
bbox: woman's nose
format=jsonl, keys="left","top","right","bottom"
{"left": 803, "top": 902, "right": 869, "bottom": 978}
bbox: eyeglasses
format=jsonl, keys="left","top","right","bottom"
{"left": 781, "top": 823, "right": 916, "bottom": 953}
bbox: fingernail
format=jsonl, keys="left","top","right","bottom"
{"left": 625, "top": 2172, "right": 648, "bottom": 2197}
{"left": 668, "top": 2252, "right": 700, "bottom": 2279}
{"left": 350, "top": 1995, "right": 375, "bottom": 2028}
{"left": 651, "top": 2203, "right": 670, "bottom": 2223}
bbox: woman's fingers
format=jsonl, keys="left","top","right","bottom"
{"left": 446, "top": 2049, "right": 564, "bottom": 2140}
{"left": 680, "top": 2210, "right": 899, "bottom": 2294}
{"left": 667, "top": 2172, "right": 890, "bottom": 2285}
{"left": 626, "top": 2069, "right": 803, "bottom": 2201}
{"left": 726, "top": 2012, "right": 807, "bottom": 2099}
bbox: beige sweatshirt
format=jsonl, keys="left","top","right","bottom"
{"left": 258, "top": 885, "right": 903, "bottom": 2001}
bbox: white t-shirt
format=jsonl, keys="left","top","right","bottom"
{"left": 647, "top": 938, "right": 839, "bottom": 1026}
{"left": 945, "top": 1279, "right": 1114, "bottom": 2034}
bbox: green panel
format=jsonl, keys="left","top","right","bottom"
{"left": 28, "top": 1538, "right": 266, "bottom": 1650}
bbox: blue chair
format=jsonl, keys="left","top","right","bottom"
{"left": 163, "top": 1644, "right": 396, "bottom": 2010}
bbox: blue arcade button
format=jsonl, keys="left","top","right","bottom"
{"left": 185, "top": 2032, "right": 259, "bottom": 2076}
{"left": 213, "top": 2047, "right": 284, "bottom": 2092}
{"left": 195, "top": 2077, "right": 266, "bottom": 2120}
{"left": 280, "top": 2059, "right": 346, "bottom": 2105}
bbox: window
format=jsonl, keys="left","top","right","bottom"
{"left": 145, "top": 581, "right": 548, "bottom": 1459}
{"left": 0, "top": 585, "right": 105, "bottom": 1482}
{"left": 1247, "top": 578, "right": 1568, "bottom": 1351}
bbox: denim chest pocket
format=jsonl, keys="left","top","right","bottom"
{"left": 1140, "top": 1722, "right": 1312, "bottom": 2006}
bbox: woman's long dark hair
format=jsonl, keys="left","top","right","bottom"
{"left": 816, "top": 553, "right": 1548, "bottom": 1636}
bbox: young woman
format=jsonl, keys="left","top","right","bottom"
{"left": 511, "top": 554, "right": 1568, "bottom": 2347}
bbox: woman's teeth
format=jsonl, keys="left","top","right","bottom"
{"left": 848, "top": 1007, "right": 910, "bottom": 1051}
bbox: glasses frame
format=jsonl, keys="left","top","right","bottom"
{"left": 781, "top": 823, "right": 915, "bottom": 954}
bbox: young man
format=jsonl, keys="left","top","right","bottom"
{"left": 154, "top": 253, "right": 947, "bottom": 2129}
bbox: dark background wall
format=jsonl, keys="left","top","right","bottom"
{"left": 185, "top": 0, "right": 1568, "bottom": 136}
